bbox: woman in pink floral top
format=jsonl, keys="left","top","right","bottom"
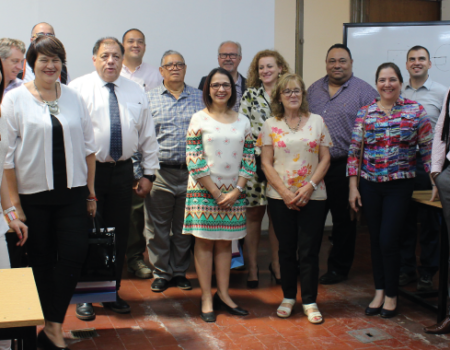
{"left": 347, "top": 63, "right": 433, "bottom": 318}
{"left": 259, "top": 74, "right": 332, "bottom": 323}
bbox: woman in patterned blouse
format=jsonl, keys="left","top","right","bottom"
{"left": 259, "top": 73, "right": 332, "bottom": 322}
{"left": 239, "top": 50, "right": 290, "bottom": 288}
{"left": 348, "top": 62, "right": 433, "bottom": 318}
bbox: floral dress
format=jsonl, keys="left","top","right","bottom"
{"left": 257, "top": 113, "right": 333, "bottom": 200}
{"left": 182, "top": 111, "right": 256, "bottom": 240}
{"left": 239, "top": 85, "right": 271, "bottom": 206}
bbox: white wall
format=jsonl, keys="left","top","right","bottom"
{"left": 0, "top": 0, "right": 275, "bottom": 87}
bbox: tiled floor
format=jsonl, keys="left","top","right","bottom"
{"left": 55, "top": 227, "right": 449, "bottom": 349}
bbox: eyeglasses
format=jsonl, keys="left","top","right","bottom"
{"left": 161, "top": 62, "right": 186, "bottom": 71}
{"left": 282, "top": 89, "right": 302, "bottom": 97}
{"left": 210, "top": 83, "right": 232, "bottom": 90}
{"left": 218, "top": 53, "right": 239, "bottom": 59}
{"left": 34, "top": 32, "right": 55, "bottom": 38}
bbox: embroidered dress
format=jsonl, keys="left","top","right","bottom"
{"left": 182, "top": 111, "right": 255, "bottom": 240}
{"left": 257, "top": 113, "right": 333, "bottom": 200}
{"left": 239, "top": 85, "right": 271, "bottom": 206}
{"left": 347, "top": 97, "right": 433, "bottom": 183}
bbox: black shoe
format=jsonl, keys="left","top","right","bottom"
{"left": 268, "top": 263, "right": 281, "bottom": 285}
{"left": 380, "top": 306, "right": 397, "bottom": 318}
{"left": 319, "top": 271, "right": 347, "bottom": 285}
{"left": 76, "top": 303, "right": 95, "bottom": 321}
{"left": 174, "top": 276, "right": 192, "bottom": 290}
{"left": 417, "top": 274, "right": 433, "bottom": 291}
{"left": 213, "top": 292, "right": 249, "bottom": 316}
{"left": 365, "top": 304, "right": 383, "bottom": 316}
{"left": 200, "top": 303, "right": 216, "bottom": 323}
{"left": 103, "top": 295, "right": 131, "bottom": 314}
{"left": 398, "top": 272, "right": 417, "bottom": 286}
{"left": 152, "top": 278, "right": 169, "bottom": 292}
{"left": 246, "top": 266, "right": 259, "bottom": 289}
{"left": 37, "top": 330, "right": 70, "bottom": 350}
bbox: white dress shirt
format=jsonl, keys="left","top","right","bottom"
{"left": 121, "top": 62, "right": 163, "bottom": 92}
{"left": 2, "top": 84, "right": 97, "bottom": 194}
{"left": 70, "top": 71, "right": 159, "bottom": 175}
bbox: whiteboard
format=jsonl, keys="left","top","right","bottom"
{"left": 344, "top": 22, "right": 450, "bottom": 90}
{"left": 0, "top": 0, "right": 275, "bottom": 87}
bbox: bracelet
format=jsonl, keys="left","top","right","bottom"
{"left": 215, "top": 193, "right": 223, "bottom": 201}
{"left": 87, "top": 196, "right": 98, "bottom": 202}
{"left": 432, "top": 184, "right": 436, "bottom": 187}
{"left": 309, "top": 180, "right": 318, "bottom": 191}
{"left": 236, "top": 185, "right": 244, "bottom": 193}
{"left": 4, "top": 210, "right": 18, "bottom": 224}
{"left": 4, "top": 206, "right": 16, "bottom": 215}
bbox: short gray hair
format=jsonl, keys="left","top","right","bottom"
{"left": 160, "top": 50, "right": 185, "bottom": 66}
{"left": 218, "top": 41, "right": 242, "bottom": 56}
{"left": 0, "top": 38, "right": 26, "bottom": 60}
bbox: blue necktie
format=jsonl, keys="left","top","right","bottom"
{"left": 106, "top": 83, "right": 122, "bottom": 161}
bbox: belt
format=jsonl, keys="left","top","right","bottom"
{"left": 96, "top": 158, "right": 132, "bottom": 167}
{"left": 160, "top": 163, "right": 187, "bottom": 170}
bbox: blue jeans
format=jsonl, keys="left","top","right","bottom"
{"left": 360, "top": 178, "right": 414, "bottom": 297}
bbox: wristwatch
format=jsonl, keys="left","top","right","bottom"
{"left": 236, "top": 185, "right": 244, "bottom": 193}
{"left": 143, "top": 175, "right": 156, "bottom": 182}
{"left": 309, "top": 180, "right": 318, "bottom": 190}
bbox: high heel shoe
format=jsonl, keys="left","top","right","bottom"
{"left": 380, "top": 305, "right": 398, "bottom": 318}
{"left": 365, "top": 304, "right": 383, "bottom": 316}
{"left": 246, "top": 266, "right": 259, "bottom": 289}
{"left": 213, "top": 292, "right": 249, "bottom": 316}
{"left": 37, "top": 330, "right": 71, "bottom": 350}
{"left": 200, "top": 302, "right": 216, "bottom": 323}
{"left": 268, "top": 263, "right": 281, "bottom": 285}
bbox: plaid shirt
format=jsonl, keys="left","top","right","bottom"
{"left": 307, "top": 74, "right": 378, "bottom": 160}
{"left": 133, "top": 83, "right": 204, "bottom": 179}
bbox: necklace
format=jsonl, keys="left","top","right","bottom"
{"left": 34, "top": 81, "right": 60, "bottom": 115}
{"left": 379, "top": 102, "right": 393, "bottom": 114}
{"left": 284, "top": 115, "right": 302, "bottom": 133}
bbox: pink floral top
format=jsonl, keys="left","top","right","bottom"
{"left": 257, "top": 114, "right": 333, "bottom": 200}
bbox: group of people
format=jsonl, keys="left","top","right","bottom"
{"left": 0, "top": 20, "right": 450, "bottom": 350}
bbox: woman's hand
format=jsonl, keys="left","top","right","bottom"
{"left": 87, "top": 201, "right": 97, "bottom": 218}
{"left": 217, "top": 189, "right": 240, "bottom": 210}
{"left": 292, "top": 183, "right": 314, "bottom": 207}
{"left": 281, "top": 189, "right": 300, "bottom": 211}
{"left": 16, "top": 205, "right": 27, "bottom": 222}
{"left": 9, "top": 219, "right": 28, "bottom": 246}
{"left": 349, "top": 186, "right": 362, "bottom": 212}
{"left": 430, "top": 185, "right": 439, "bottom": 202}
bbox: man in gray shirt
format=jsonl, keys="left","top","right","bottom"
{"left": 400, "top": 45, "right": 447, "bottom": 291}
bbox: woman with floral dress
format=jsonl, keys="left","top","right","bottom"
{"left": 239, "top": 49, "right": 290, "bottom": 287}
{"left": 183, "top": 67, "right": 255, "bottom": 322}
{"left": 260, "top": 73, "right": 332, "bottom": 322}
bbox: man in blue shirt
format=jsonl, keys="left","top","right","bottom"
{"left": 145, "top": 50, "right": 204, "bottom": 292}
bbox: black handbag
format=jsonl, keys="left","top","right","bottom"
{"left": 79, "top": 215, "right": 116, "bottom": 282}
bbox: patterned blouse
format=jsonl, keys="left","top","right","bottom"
{"left": 257, "top": 114, "right": 333, "bottom": 200}
{"left": 347, "top": 97, "right": 433, "bottom": 183}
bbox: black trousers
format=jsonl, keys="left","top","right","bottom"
{"left": 360, "top": 178, "right": 414, "bottom": 297}
{"left": 323, "top": 158, "right": 357, "bottom": 276}
{"left": 268, "top": 198, "right": 326, "bottom": 303}
{"left": 95, "top": 160, "right": 133, "bottom": 290}
{"left": 21, "top": 194, "right": 88, "bottom": 323}
{"left": 400, "top": 153, "right": 440, "bottom": 277}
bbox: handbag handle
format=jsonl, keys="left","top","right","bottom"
{"left": 356, "top": 107, "right": 369, "bottom": 189}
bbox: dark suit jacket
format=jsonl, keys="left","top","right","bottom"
{"left": 198, "top": 73, "right": 247, "bottom": 94}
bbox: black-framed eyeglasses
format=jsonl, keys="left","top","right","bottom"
{"left": 282, "top": 89, "right": 302, "bottom": 97}
{"left": 34, "top": 32, "right": 55, "bottom": 38}
{"left": 210, "top": 83, "right": 232, "bottom": 90}
{"left": 218, "top": 53, "right": 239, "bottom": 59}
{"left": 161, "top": 62, "right": 186, "bottom": 71}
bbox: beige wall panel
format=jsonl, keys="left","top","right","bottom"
{"left": 303, "top": 0, "right": 350, "bottom": 88}
{"left": 274, "top": 0, "right": 297, "bottom": 71}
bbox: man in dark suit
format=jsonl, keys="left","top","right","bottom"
{"left": 198, "top": 41, "right": 246, "bottom": 111}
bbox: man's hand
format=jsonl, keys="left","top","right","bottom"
{"left": 135, "top": 177, "right": 153, "bottom": 198}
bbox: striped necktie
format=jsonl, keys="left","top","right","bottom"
{"left": 106, "top": 83, "right": 122, "bottom": 161}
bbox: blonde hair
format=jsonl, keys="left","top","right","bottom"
{"left": 271, "top": 73, "right": 309, "bottom": 120}
{"left": 246, "top": 49, "right": 290, "bottom": 88}
{"left": 0, "top": 38, "right": 26, "bottom": 60}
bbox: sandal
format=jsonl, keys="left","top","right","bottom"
{"left": 302, "top": 303, "right": 323, "bottom": 324}
{"left": 277, "top": 298, "right": 295, "bottom": 318}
